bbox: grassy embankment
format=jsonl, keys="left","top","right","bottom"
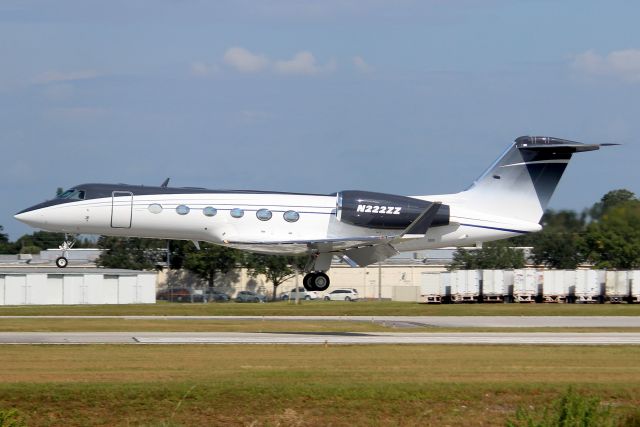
{"left": 0, "top": 345, "right": 638, "bottom": 426}
{"left": 1, "top": 300, "right": 640, "bottom": 316}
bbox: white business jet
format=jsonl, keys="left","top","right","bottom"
{"left": 15, "top": 136, "right": 611, "bottom": 292}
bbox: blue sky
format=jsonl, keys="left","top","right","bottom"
{"left": 2, "top": 0, "right": 639, "bottom": 239}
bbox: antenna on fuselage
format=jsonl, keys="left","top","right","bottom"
{"left": 161, "top": 178, "right": 170, "bottom": 188}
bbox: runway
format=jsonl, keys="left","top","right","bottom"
{"left": 2, "top": 315, "right": 640, "bottom": 328}
{"left": 1, "top": 331, "right": 640, "bottom": 345}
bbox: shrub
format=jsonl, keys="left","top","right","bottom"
{"left": 0, "top": 409, "right": 25, "bottom": 427}
{"left": 506, "top": 388, "right": 615, "bottom": 427}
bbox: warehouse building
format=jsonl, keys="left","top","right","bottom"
{"left": 0, "top": 267, "right": 156, "bottom": 305}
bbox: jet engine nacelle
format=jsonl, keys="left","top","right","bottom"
{"left": 336, "top": 190, "right": 449, "bottom": 230}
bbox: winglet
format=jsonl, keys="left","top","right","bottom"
{"left": 400, "top": 202, "right": 442, "bottom": 236}
{"left": 161, "top": 178, "right": 170, "bottom": 188}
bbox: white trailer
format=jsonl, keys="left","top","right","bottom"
{"left": 421, "top": 273, "right": 444, "bottom": 303}
{"left": 630, "top": 271, "right": 640, "bottom": 303}
{"left": 513, "top": 269, "right": 540, "bottom": 302}
{"left": 605, "top": 271, "right": 630, "bottom": 303}
{"left": 481, "top": 270, "right": 507, "bottom": 302}
{"left": 450, "top": 270, "right": 480, "bottom": 303}
{"left": 573, "top": 270, "right": 603, "bottom": 303}
{"left": 542, "top": 270, "right": 574, "bottom": 303}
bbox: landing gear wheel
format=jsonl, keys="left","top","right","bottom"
{"left": 303, "top": 273, "right": 318, "bottom": 291}
{"left": 303, "top": 272, "right": 330, "bottom": 292}
{"left": 56, "top": 234, "right": 76, "bottom": 269}
{"left": 312, "top": 272, "right": 330, "bottom": 291}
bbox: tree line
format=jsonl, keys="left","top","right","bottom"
{"left": 95, "top": 237, "right": 305, "bottom": 300}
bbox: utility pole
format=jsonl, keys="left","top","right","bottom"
{"left": 378, "top": 261, "right": 382, "bottom": 301}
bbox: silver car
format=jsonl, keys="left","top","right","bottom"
{"left": 235, "top": 290, "right": 266, "bottom": 303}
{"left": 324, "top": 288, "right": 359, "bottom": 301}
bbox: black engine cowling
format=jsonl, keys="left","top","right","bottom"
{"left": 336, "top": 190, "right": 450, "bottom": 230}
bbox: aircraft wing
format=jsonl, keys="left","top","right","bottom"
{"left": 225, "top": 203, "right": 443, "bottom": 267}
{"left": 225, "top": 235, "right": 394, "bottom": 253}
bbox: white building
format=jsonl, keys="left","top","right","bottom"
{"left": 0, "top": 267, "right": 157, "bottom": 305}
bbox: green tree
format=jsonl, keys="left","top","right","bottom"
{"left": 96, "top": 236, "right": 165, "bottom": 270}
{"left": 583, "top": 200, "right": 640, "bottom": 269}
{"left": 15, "top": 231, "right": 66, "bottom": 253}
{"left": 182, "top": 243, "right": 242, "bottom": 287}
{"left": 589, "top": 188, "right": 636, "bottom": 220}
{"left": 246, "top": 254, "right": 306, "bottom": 301}
{"left": 0, "top": 226, "right": 17, "bottom": 254}
{"left": 0, "top": 225, "right": 8, "bottom": 244}
{"left": 449, "top": 241, "right": 525, "bottom": 270}
{"left": 529, "top": 210, "right": 587, "bottom": 269}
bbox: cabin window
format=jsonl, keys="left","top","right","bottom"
{"left": 256, "top": 209, "right": 272, "bottom": 221}
{"left": 283, "top": 210, "right": 300, "bottom": 223}
{"left": 148, "top": 204, "right": 163, "bottom": 214}
{"left": 176, "top": 205, "right": 190, "bottom": 215}
{"left": 57, "top": 189, "right": 85, "bottom": 200}
{"left": 230, "top": 208, "right": 244, "bottom": 218}
{"left": 203, "top": 206, "right": 217, "bottom": 217}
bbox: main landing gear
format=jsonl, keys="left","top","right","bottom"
{"left": 55, "top": 234, "right": 76, "bottom": 268}
{"left": 303, "top": 272, "right": 330, "bottom": 292}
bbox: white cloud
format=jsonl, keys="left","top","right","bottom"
{"left": 190, "top": 61, "right": 220, "bottom": 77}
{"left": 274, "top": 51, "right": 335, "bottom": 75}
{"left": 352, "top": 55, "right": 373, "bottom": 73}
{"left": 572, "top": 49, "right": 640, "bottom": 82}
{"left": 223, "top": 47, "right": 269, "bottom": 73}
{"left": 33, "top": 69, "right": 101, "bottom": 84}
{"left": 218, "top": 47, "right": 337, "bottom": 76}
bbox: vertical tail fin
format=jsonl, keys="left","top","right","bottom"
{"left": 459, "top": 136, "right": 602, "bottom": 223}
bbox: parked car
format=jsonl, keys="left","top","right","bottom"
{"left": 204, "top": 289, "right": 231, "bottom": 302}
{"left": 324, "top": 288, "right": 359, "bottom": 301}
{"left": 281, "top": 287, "right": 319, "bottom": 301}
{"left": 156, "top": 288, "right": 195, "bottom": 302}
{"left": 235, "top": 290, "right": 267, "bottom": 303}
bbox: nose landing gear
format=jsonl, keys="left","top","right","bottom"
{"left": 303, "top": 272, "right": 330, "bottom": 292}
{"left": 55, "top": 234, "right": 76, "bottom": 268}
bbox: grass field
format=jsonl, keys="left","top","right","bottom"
{"left": 1, "top": 300, "right": 640, "bottom": 317}
{"left": 0, "top": 318, "right": 639, "bottom": 333}
{"left": 0, "top": 345, "right": 638, "bottom": 426}
{"left": 1, "top": 302, "right": 638, "bottom": 426}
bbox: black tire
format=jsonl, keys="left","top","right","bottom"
{"left": 345, "top": 296, "right": 351, "bottom": 302}
{"left": 304, "top": 295, "right": 311, "bottom": 301}
{"left": 324, "top": 296, "right": 330, "bottom": 301}
{"left": 55, "top": 257, "right": 68, "bottom": 268}
{"left": 303, "top": 273, "right": 318, "bottom": 291}
{"left": 312, "top": 272, "right": 330, "bottom": 291}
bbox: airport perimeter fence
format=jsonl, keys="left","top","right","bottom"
{"left": 420, "top": 269, "right": 640, "bottom": 304}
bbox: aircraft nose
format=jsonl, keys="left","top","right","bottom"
{"left": 14, "top": 206, "right": 43, "bottom": 226}
{"left": 14, "top": 199, "right": 61, "bottom": 227}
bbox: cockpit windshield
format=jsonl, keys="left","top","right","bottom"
{"left": 57, "top": 189, "right": 86, "bottom": 200}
